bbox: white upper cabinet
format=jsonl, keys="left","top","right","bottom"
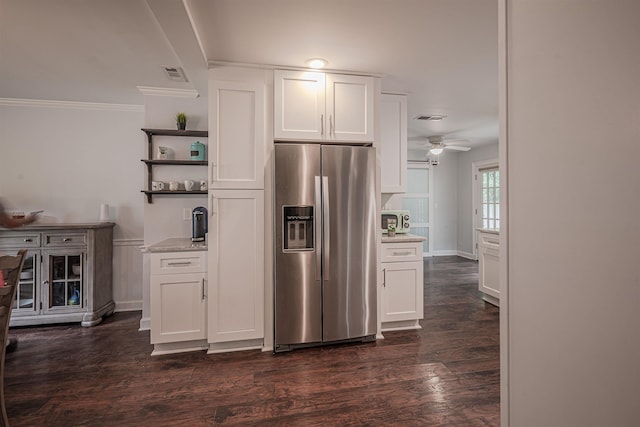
{"left": 274, "top": 69, "right": 374, "bottom": 142}
{"left": 274, "top": 70, "right": 325, "bottom": 140}
{"left": 380, "top": 93, "right": 407, "bottom": 193}
{"left": 209, "top": 80, "right": 265, "bottom": 189}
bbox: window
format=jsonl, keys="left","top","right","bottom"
{"left": 480, "top": 167, "right": 500, "bottom": 229}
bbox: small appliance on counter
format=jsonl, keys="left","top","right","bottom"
{"left": 191, "top": 206, "right": 208, "bottom": 242}
{"left": 190, "top": 141, "right": 206, "bottom": 161}
{"left": 381, "top": 210, "right": 410, "bottom": 234}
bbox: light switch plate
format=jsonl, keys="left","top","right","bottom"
{"left": 183, "top": 208, "right": 191, "bottom": 221}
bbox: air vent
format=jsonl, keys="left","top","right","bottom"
{"left": 414, "top": 115, "right": 447, "bottom": 121}
{"left": 162, "top": 66, "right": 188, "bottom": 82}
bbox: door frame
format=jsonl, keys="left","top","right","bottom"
{"left": 405, "top": 161, "right": 434, "bottom": 257}
{"left": 471, "top": 158, "right": 499, "bottom": 259}
{"left": 498, "top": 0, "right": 510, "bottom": 425}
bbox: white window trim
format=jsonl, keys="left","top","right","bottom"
{"left": 472, "top": 158, "right": 499, "bottom": 259}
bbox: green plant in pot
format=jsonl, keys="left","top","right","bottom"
{"left": 176, "top": 112, "right": 187, "bottom": 130}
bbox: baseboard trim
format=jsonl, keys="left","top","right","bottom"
{"left": 114, "top": 300, "right": 142, "bottom": 312}
{"left": 457, "top": 251, "right": 477, "bottom": 260}
{"left": 432, "top": 250, "right": 458, "bottom": 256}
{"left": 139, "top": 317, "right": 150, "bottom": 331}
{"left": 431, "top": 250, "right": 478, "bottom": 260}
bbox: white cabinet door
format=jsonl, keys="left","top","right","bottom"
{"left": 274, "top": 69, "right": 374, "bottom": 142}
{"left": 478, "top": 232, "right": 500, "bottom": 299}
{"left": 380, "top": 93, "right": 407, "bottom": 193}
{"left": 326, "top": 73, "right": 374, "bottom": 141}
{"left": 381, "top": 260, "right": 424, "bottom": 323}
{"left": 274, "top": 69, "right": 325, "bottom": 140}
{"left": 208, "top": 190, "right": 264, "bottom": 343}
{"left": 150, "top": 272, "right": 206, "bottom": 344}
{"left": 209, "top": 80, "right": 265, "bottom": 189}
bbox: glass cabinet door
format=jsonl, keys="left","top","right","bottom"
{"left": 42, "top": 251, "right": 84, "bottom": 312}
{"left": 3, "top": 250, "right": 39, "bottom": 316}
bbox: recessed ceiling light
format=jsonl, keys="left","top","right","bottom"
{"left": 415, "top": 114, "right": 447, "bottom": 121}
{"left": 306, "top": 58, "right": 328, "bottom": 69}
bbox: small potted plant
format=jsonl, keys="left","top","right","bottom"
{"left": 176, "top": 112, "right": 187, "bottom": 130}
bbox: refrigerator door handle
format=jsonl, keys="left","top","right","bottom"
{"left": 315, "top": 175, "right": 322, "bottom": 281}
{"left": 322, "top": 175, "right": 330, "bottom": 279}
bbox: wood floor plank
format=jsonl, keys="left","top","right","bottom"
{"left": 4, "top": 256, "right": 499, "bottom": 426}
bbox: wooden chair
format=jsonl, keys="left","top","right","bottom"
{"left": 0, "top": 249, "right": 27, "bottom": 427}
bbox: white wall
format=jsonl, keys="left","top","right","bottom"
{"left": 506, "top": 1, "right": 640, "bottom": 425}
{"left": 0, "top": 100, "right": 144, "bottom": 311}
{"left": 457, "top": 142, "right": 498, "bottom": 256}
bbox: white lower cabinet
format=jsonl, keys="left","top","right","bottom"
{"left": 380, "top": 240, "right": 424, "bottom": 331}
{"left": 150, "top": 250, "right": 207, "bottom": 355}
{"left": 478, "top": 230, "right": 500, "bottom": 306}
{"left": 208, "top": 189, "right": 264, "bottom": 353}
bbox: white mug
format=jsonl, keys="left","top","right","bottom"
{"left": 169, "top": 181, "right": 179, "bottom": 191}
{"left": 151, "top": 181, "right": 165, "bottom": 191}
{"left": 184, "top": 180, "right": 195, "bottom": 191}
{"left": 199, "top": 180, "right": 207, "bottom": 191}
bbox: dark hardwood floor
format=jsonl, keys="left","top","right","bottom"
{"left": 5, "top": 256, "right": 499, "bottom": 426}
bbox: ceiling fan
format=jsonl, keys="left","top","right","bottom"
{"left": 413, "top": 135, "right": 471, "bottom": 155}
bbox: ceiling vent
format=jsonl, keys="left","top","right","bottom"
{"left": 414, "top": 114, "right": 447, "bottom": 121}
{"left": 162, "top": 66, "right": 188, "bottom": 83}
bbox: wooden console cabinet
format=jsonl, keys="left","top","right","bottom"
{"left": 0, "top": 223, "right": 115, "bottom": 327}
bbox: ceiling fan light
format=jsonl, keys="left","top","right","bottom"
{"left": 430, "top": 147, "right": 444, "bottom": 155}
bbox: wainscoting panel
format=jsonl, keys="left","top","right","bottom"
{"left": 113, "top": 239, "right": 143, "bottom": 312}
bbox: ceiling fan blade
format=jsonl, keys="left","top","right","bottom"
{"left": 444, "top": 145, "right": 471, "bottom": 152}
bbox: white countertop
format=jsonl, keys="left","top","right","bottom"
{"left": 476, "top": 228, "right": 500, "bottom": 235}
{"left": 141, "top": 237, "right": 207, "bottom": 253}
{"left": 381, "top": 233, "right": 426, "bottom": 243}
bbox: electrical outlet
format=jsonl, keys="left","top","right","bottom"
{"left": 183, "top": 208, "right": 191, "bottom": 221}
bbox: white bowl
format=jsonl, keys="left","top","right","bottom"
{"left": 72, "top": 265, "right": 81, "bottom": 275}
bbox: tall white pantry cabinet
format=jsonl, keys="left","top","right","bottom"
{"left": 207, "top": 72, "right": 266, "bottom": 353}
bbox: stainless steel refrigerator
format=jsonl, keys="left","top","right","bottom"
{"left": 274, "top": 143, "right": 377, "bottom": 352}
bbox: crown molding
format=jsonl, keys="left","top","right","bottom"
{"left": 0, "top": 98, "right": 144, "bottom": 112}
{"left": 207, "top": 59, "right": 386, "bottom": 78}
{"left": 136, "top": 86, "right": 200, "bottom": 98}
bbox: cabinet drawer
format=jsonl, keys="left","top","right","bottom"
{"left": 478, "top": 233, "right": 500, "bottom": 250}
{"left": 381, "top": 242, "right": 422, "bottom": 262}
{"left": 150, "top": 251, "right": 206, "bottom": 275}
{"left": 43, "top": 233, "right": 86, "bottom": 247}
{"left": 0, "top": 233, "right": 40, "bottom": 249}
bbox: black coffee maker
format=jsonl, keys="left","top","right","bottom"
{"left": 191, "top": 207, "right": 208, "bottom": 242}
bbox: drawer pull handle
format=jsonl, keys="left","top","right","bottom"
{"left": 63, "top": 238, "right": 71, "bottom": 242}
{"left": 393, "top": 251, "right": 412, "bottom": 256}
{"left": 383, "top": 268, "right": 386, "bottom": 287}
{"left": 167, "top": 261, "right": 192, "bottom": 266}
{"left": 24, "top": 238, "right": 33, "bottom": 243}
